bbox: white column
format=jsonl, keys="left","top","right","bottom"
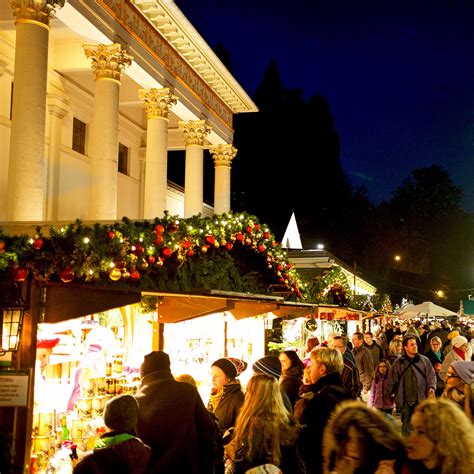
{"left": 139, "top": 88, "right": 177, "bottom": 219}
{"left": 178, "top": 120, "right": 211, "bottom": 218}
{"left": 84, "top": 44, "right": 132, "bottom": 220}
{"left": 209, "top": 144, "right": 237, "bottom": 215}
{"left": 6, "top": 0, "right": 64, "bottom": 221}
{"left": 45, "top": 94, "right": 69, "bottom": 220}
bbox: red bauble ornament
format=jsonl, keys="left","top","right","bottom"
{"left": 148, "top": 255, "right": 156, "bottom": 264}
{"left": 263, "top": 232, "right": 270, "bottom": 239}
{"left": 236, "top": 233, "right": 244, "bottom": 242}
{"left": 107, "top": 230, "right": 116, "bottom": 240}
{"left": 279, "top": 277, "right": 285, "bottom": 283}
{"left": 0, "top": 241, "right": 5, "bottom": 250}
{"left": 154, "top": 235, "right": 164, "bottom": 246}
{"left": 182, "top": 240, "right": 191, "bottom": 249}
{"left": 161, "top": 247, "right": 172, "bottom": 258}
{"left": 272, "top": 241, "right": 278, "bottom": 247}
{"left": 33, "top": 238, "right": 43, "bottom": 250}
{"left": 187, "top": 250, "right": 194, "bottom": 257}
{"left": 130, "top": 270, "right": 140, "bottom": 281}
{"left": 246, "top": 226, "right": 252, "bottom": 234}
{"left": 167, "top": 222, "right": 178, "bottom": 233}
{"left": 286, "top": 263, "right": 293, "bottom": 269}
{"left": 225, "top": 242, "right": 233, "bottom": 251}
{"left": 204, "top": 235, "right": 215, "bottom": 245}
{"left": 277, "top": 264, "right": 284, "bottom": 271}
{"left": 12, "top": 267, "right": 28, "bottom": 282}
{"left": 154, "top": 224, "right": 165, "bottom": 235}
{"left": 257, "top": 244, "right": 266, "bottom": 252}
{"left": 132, "top": 243, "right": 144, "bottom": 256}
{"left": 254, "top": 223, "right": 260, "bottom": 231}
{"left": 59, "top": 268, "right": 75, "bottom": 283}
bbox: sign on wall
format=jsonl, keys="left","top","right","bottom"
{"left": 0, "top": 370, "right": 30, "bottom": 407}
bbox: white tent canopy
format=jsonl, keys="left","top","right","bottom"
{"left": 396, "top": 301, "right": 457, "bottom": 319}
{"left": 281, "top": 212, "right": 303, "bottom": 250}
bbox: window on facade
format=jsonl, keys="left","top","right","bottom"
{"left": 118, "top": 143, "right": 129, "bottom": 175}
{"left": 72, "top": 118, "right": 87, "bottom": 155}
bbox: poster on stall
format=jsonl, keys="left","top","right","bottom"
{"left": 0, "top": 370, "right": 30, "bottom": 407}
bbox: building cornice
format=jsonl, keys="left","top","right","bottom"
{"left": 132, "top": 0, "right": 258, "bottom": 115}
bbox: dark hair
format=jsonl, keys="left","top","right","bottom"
{"left": 353, "top": 332, "right": 364, "bottom": 340}
{"left": 364, "top": 331, "right": 373, "bottom": 337}
{"left": 402, "top": 335, "right": 417, "bottom": 348}
{"left": 374, "top": 359, "right": 391, "bottom": 382}
{"left": 281, "top": 350, "right": 304, "bottom": 374}
{"left": 332, "top": 335, "right": 347, "bottom": 347}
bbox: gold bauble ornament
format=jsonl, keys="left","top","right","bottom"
{"left": 109, "top": 268, "right": 122, "bottom": 281}
{"left": 122, "top": 270, "right": 130, "bottom": 280}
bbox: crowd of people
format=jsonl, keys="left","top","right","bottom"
{"left": 73, "top": 319, "right": 474, "bottom": 473}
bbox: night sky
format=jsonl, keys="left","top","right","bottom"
{"left": 176, "top": 0, "right": 474, "bottom": 212}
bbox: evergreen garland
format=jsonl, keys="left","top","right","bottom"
{"left": 0, "top": 212, "right": 304, "bottom": 299}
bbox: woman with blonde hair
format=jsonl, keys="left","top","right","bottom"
{"left": 224, "top": 374, "right": 304, "bottom": 473}
{"left": 441, "top": 360, "right": 474, "bottom": 421}
{"left": 322, "top": 400, "right": 406, "bottom": 473}
{"left": 404, "top": 398, "right": 474, "bottom": 474}
{"left": 387, "top": 339, "right": 403, "bottom": 364}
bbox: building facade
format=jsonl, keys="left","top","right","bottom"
{"left": 0, "top": 0, "right": 257, "bottom": 223}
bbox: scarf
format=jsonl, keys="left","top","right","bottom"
{"left": 94, "top": 433, "right": 135, "bottom": 449}
{"left": 209, "top": 387, "right": 224, "bottom": 412}
{"left": 403, "top": 359, "right": 418, "bottom": 406}
{"left": 433, "top": 351, "right": 443, "bottom": 363}
{"left": 453, "top": 347, "right": 466, "bottom": 360}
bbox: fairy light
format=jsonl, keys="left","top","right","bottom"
{"left": 29, "top": 238, "right": 34, "bottom": 244}
{"left": 83, "top": 237, "right": 90, "bottom": 244}
{"left": 109, "top": 262, "right": 115, "bottom": 268}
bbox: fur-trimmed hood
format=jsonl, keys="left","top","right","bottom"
{"left": 322, "top": 400, "right": 406, "bottom": 474}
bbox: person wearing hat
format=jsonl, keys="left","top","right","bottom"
{"left": 135, "top": 351, "right": 216, "bottom": 473}
{"left": 74, "top": 394, "right": 151, "bottom": 473}
{"left": 252, "top": 355, "right": 293, "bottom": 413}
{"left": 440, "top": 335, "right": 469, "bottom": 382}
{"left": 441, "top": 360, "right": 474, "bottom": 421}
{"left": 208, "top": 358, "right": 245, "bottom": 438}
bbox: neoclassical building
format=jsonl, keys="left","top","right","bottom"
{"left": 0, "top": 0, "right": 257, "bottom": 223}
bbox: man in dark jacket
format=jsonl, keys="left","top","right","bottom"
{"left": 295, "top": 347, "right": 353, "bottom": 474}
{"left": 364, "top": 331, "right": 384, "bottom": 367}
{"left": 74, "top": 394, "right": 151, "bottom": 473}
{"left": 352, "top": 331, "right": 374, "bottom": 399}
{"left": 135, "top": 351, "right": 217, "bottom": 474}
{"left": 330, "top": 335, "right": 362, "bottom": 399}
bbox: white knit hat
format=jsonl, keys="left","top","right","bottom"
{"left": 452, "top": 335, "right": 468, "bottom": 348}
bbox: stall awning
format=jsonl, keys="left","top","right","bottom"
{"left": 40, "top": 283, "right": 315, "bottom": 324}
{"left": 143, "top": 289, "right": 316, "bottom": 323}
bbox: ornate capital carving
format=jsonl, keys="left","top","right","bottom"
{"left": 10, "top": 0, "right": 64, "bottom": 27}
{"left": 138, "top": 88, "right": 178, "bottom": 120}
{"left": 178, "top": 120, "right": 211, "bottom": 147}
{"left": 83, "top": 44, "right": 132, "bottom": 82}
{"left": 209, "top": 144, "right": 237, "bottom": 167}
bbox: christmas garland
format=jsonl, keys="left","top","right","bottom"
{"left": 0, "top": 212, "right": 304, "bottom": 299}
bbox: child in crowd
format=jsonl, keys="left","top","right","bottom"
{"left": 368, "top": 359, "right": 394, "bottom": 415}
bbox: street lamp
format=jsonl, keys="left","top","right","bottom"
{"left": 436, "top": 290, "right": 445, "bottom": 298}
{"left": 394, "top": 255, "right": 401, "bottom": 262}
{"left": 0, "top": 281, "right": 28, "bottom": 355}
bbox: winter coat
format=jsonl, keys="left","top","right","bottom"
{"left": 280, "top": 366, "right": 303, "bottom": 407}
{"left": 341, "top": 354, "right": 361, "bottom": 399}
{"left": 369, "top": 374, "right": 394, "bottom": 410}
{"left": 73, "top": 432, "right": 151, "bottom": 474}
{"left": 296, "top": 372, "right": 353, "bottom": 474}
{"left": 352, "top": 345, "right": 374, "bottom": 391}
{"left": 439, "top": 349, "right": 464, "bottom": 382}
{"left": 425, "top": 350, "right": 445, "bottom": 395}
{"left": 387, "top": 354, "right": 436, "bottom": 407}
{"left": 135, "top": 370, "right": 217, "bottom": 474}
{"left": 365, "top": 342, "right": 384, "bottom": 367}
{"left": 208, "top": 382, "right": 245, "bottom": 434}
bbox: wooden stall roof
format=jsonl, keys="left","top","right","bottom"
{"left": 39, "top": 283, "right": 316, "bottom": 324}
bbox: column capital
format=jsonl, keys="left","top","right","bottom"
{"left": 178, "top": 119, "right": 211, "bottom": 147}
{"left": 138, "top": 88, "right": 178, "bottom": 120}
{"left": 209, "top": 144, "right": 237, "bottom": 167}
{"left": 10, "top": 0, "right": 64, "bottom": 27}
{"left": 83, "top": 44, "right": 132, "bottom": 83}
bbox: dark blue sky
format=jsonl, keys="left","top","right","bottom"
{"left": 176, "top": 1, "right": 474, "bottom": 212}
